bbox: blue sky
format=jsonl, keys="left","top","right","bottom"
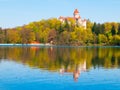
{"left": 0, "top": 0, "right": 120, "bottom": 28}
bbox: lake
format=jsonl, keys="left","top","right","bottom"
{"left": 0, "top": 46, "right": 120, "bottom": 90}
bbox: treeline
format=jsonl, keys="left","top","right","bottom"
{"left": 0, "top": 18, "right": 120, "bottom": 45}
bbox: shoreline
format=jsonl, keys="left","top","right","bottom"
{"left": 0, "top": 43, "right": 119, "bottom": 48}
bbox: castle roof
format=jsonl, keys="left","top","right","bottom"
{"left": 74, "top": 9, "right": 79, "bottom": 14}
{"left": 66, "top": 17, "right": 75, "bottom": 20}
{"left": 59, "top": 16, "right": 76, "bottom": 20}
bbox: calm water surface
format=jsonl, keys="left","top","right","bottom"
{"left": 0, "top": 46, "right": 120, "bottom": 90}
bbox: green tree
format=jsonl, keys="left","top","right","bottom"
{"left": 118, "top": 24, "right": 120, "bottom": 35}
{"left": 98, "top": 34, "right": 108, "bottom": 44}
{"left": 110, "top": 35, "right": 120, "bottom": 45}
{"left": 111, "top": 25, "right": 116, "bottom": 36}
{"left": 92, "top": 22, "right": 97, "bottom": 33}
{"left": 104, "top": 23, "right": 112, "bottom": 33}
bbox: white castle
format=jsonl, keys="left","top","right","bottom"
{"left": 59, "top": 9, "right": 87, "bottom": 29}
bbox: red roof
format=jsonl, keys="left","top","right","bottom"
{"left": 31, "top": 41, "right": 40, "bottom": 44}
{"left": 74, "top": 9, "right": 79, "bottom": 14}
{"left": 66, "top": 17, "right": 75, "bottom": 20}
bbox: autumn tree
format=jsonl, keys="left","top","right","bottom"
{"left": 7, "top": 29, "right": 20, "bottom": 43}
{"left": 0, "top": 28, "right": 5, "bottom": 43}
{"left": 19, "top": 28, "right": 35, "bottom": 44}
{"left": 48, "top": 29, "right": 57, "bottom": 44}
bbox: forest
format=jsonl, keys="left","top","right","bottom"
{"left": 0, "top": 18, "right": 120, "bottom": 46}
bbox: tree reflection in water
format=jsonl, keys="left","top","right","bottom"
{"left": 0, "top": 46, "right": 120, "bottom": 81}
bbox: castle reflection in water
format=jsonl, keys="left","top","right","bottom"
{"left": 0, "top": 46, "right": 120, "bottom": 81}
{"left": 60, "top": 60, "right": 86, "bottom": 81}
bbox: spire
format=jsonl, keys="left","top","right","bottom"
{"left": 74, "top": 9, "right": 79, "bottom": 14}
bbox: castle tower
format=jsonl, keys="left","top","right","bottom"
{"left": 73, "top": 9, "right": 80, "bottom": 19}
{"left": 73, "top": 9, "right": 81, "bottom": 26}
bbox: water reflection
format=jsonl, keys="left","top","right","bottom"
{"left": 0, "top": 46, "right": 120, "bottom": 81}
{"left": 59, "top": 60, "right": 87, "bottom": 81}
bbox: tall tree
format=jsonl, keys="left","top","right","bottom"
{"left": 92, "top": 22, "right": 97, "bottom": 33}
{"left": 118, "top": 24, "right": 120, "bottom": 35}
{"left": 111, "top": 25, "right": 116, "bottom": 36}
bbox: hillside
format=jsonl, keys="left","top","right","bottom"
{"left": 0, "top": 18, "right": 120, "bottom": 46}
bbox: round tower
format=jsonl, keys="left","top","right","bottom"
{"left": 73, "top": 9, "right": 80, "bottom": 19}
